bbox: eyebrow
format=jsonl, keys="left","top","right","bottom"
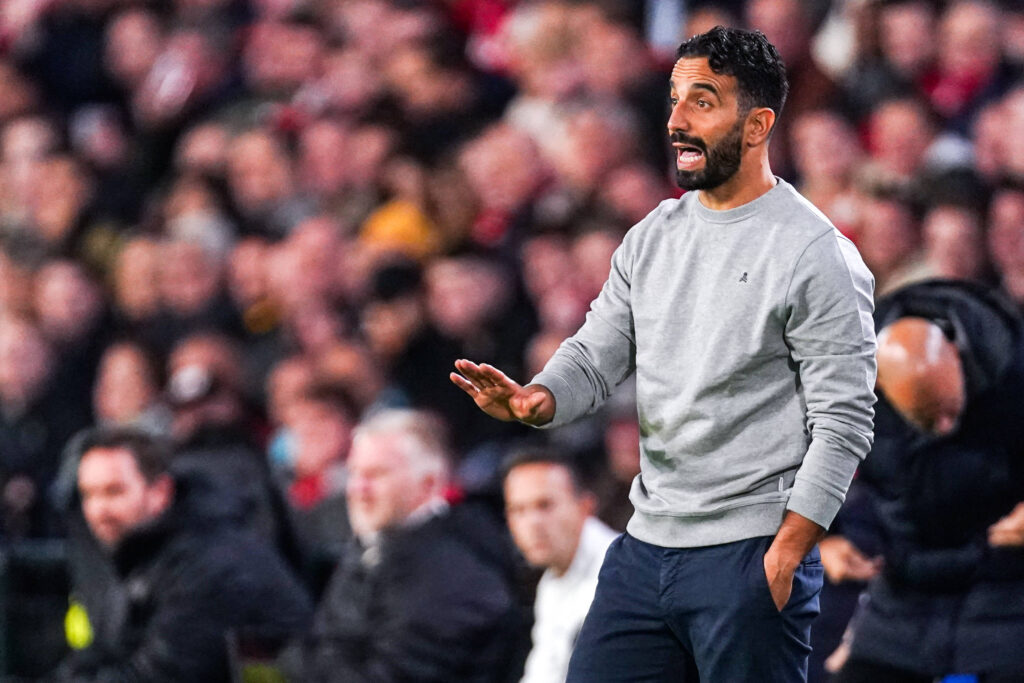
{"left": 668, "top": 80, "right": 721, "bottom": 99}
{"left": 691, "top": 82, "right": 720, "bottom": 98}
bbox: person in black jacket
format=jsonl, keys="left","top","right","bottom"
{"left": 834, "top": 280, "right": 1024, "bottom": 682}
{"left": 295, "top": 408, "right": 527, "bottom": 683}
{"left": 53, "top": 427, "right": 313, "bottom": 682}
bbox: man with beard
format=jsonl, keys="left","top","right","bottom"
{"left": 54, "top": 428, "right": 312, "bottom": 682}
{"left": 451, "top": 26, "right": 877, "bottom": 682}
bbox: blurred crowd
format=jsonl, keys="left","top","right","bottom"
{"left": 0, "top": 0, "right": 1022, "bottom": 678}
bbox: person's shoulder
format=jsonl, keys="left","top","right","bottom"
{"left": 770, "top": 181, "right": 837, "bottom": 241}
{"left": 621, "top": 194, "right": 691, "bottom": 246}
{"left": 584, "top": 516, "right": 620, "bottom": 546}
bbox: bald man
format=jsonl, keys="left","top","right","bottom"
{"left": 875, "top": 316, "right": 965, "bottom": 437}
{"left": 833, "top": 280, "right": 1024, "bottom": 683}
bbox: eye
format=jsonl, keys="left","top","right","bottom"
{"left": 669, "top": 96, "right": 679, "bottom": 106}
{"left": 696, "top": 99, "right": 711, "bottom": 109}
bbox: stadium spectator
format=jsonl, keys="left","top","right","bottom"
{"left": 0, "top": 314, "right": 90, "bottom": 538}
{"left": 91, "top": 340, "right": 170, "bottom": 435}
{"left": 503, "top": 451, "right": 618, "bottom": 683}
{"left": 833, "top": 280, "right": 1024, "bottom": 682}
{"left": 52, "top": 427, "right": 312, "bottom": 681}
{"left": 294, "top": 409, "right": 527, "bottom": 682}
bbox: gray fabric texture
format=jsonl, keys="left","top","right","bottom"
{"left": 532, "top": 179, "right": 877, "bottom": 547}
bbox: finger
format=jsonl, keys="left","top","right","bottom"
{"left": 449, "top": 372, "right": 480, "bottom": 396}
{"left": 845, "top": 561, "right": 880, "bottom": 582}
{"left": 989, "top": 528, "right": 1024, "bottom": 547}
{"left": 479, "top": 363, "right": 518, "bottom": 389}
{"left": 989, "top": 517, "right": 1015, "bottom": 533}
{"left": 454, "top": 359, "right": 490, "bottom": 385}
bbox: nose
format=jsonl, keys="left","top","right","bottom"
{"left": 667, "top": 101, "right": 689, "bottom": 136}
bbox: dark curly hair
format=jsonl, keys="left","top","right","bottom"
{"left": 676, "top": 26, "right": 789, "bottom": 122}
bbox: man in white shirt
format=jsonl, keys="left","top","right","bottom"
{"left": 503, "top": 452, "right": 619, "bottom": 683}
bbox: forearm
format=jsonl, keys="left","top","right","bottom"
{"left": 787, "top": 431, "right": 865, "bottom": 529}
{"left": 771, "top": 510, "right": 826, "bottom": 568}
{"left": 531, "top": 325, "right": 635, "bottom": 429}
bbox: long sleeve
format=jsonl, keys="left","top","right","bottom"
{"left": 530, "top": 227, "right": 640, "bottom": 428}
{"left": 783, "top": 231, "right": 877, "bottom": 529}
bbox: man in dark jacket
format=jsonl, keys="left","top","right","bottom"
{"left": 297, "top": 409, "right": 527, "bottom": 682}
{"left": 54, "top": 427, "right": 313, "bottom": 682}
{"left": 834, "top": 280, "right": 1024, "bottom": 681}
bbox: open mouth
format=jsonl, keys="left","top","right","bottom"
{"left": 675, "top": 144, "right": 705, "bottom": 170}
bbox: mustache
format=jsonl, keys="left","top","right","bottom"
{"left": 669, "top": 132, "right": 707, "bottom": 154}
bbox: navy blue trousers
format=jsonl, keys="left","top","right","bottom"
{"left": 566, "top": 533, "right": 823, "bottom": 682}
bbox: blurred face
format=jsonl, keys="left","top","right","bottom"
{"left": 227, "top": 238, "right": 270, "bottom": 308}
{"left": 989, "top": 191, "right": 1024, "bottom": 274}
{"left": 879, "top": 1, "right": 935, "bottom": 77}
{"left": 426, "top": 259, "right": 506, "bottom": 339}
{"left": 459, "top": 126, "right": 543, "bottom": 212}
{"left": 168, "top": 336, "right": 241, "bottom": 394}
{"left": 289, "top": 400, "right": 353, "bottom": 478}
{"left": 604, "top": 419, "right": 641, "bottom": 483}
{"left": 94, "top": 344, "right": 158, "bottom": 424}
{"left": 159, "top": 241, "right": 221, "bottom": 314}
{"left": 265, "top": 357, "right": 314, "bottom": 426}
{"left": 923, "top": 206, "right": 985, "bottom": 280}
{"left": 505, "top": 463, "right": 591, "bottom": 575}
{"left": 300, "top": 121, "right": 349, "bottom": 196}
{"left": 869, "top": 101, "right": 932, "bottom": 177}
{"left": 31, "top": 157, "right": 90, "bottom": 242}
{"left": 551, "top": 107, "right": 636, "bottom": 191}
{"left": 1001, "top": 90, "right": 1024, "bottom": 181}
{"left": 746, "top": 0, "right": 806, "bottom": 63}
{"left": 0, "top": 317, "right": 52, "bottom": 406}
{"left": 668, "top": 58, "right": 745, "bottom": 191}
{"left": 105, "top": 9, "right": 163, "bottom": 88}
{"left": 34, "top": 261, "right": 103, "bottom": 342}
{"left": 601, "top": 163, "right": 672, "bottom": 225}
{"left": 78, "top": 447, "right": 172, "bottom": 548}
{"left": 114, "top": 239, "right": 161, "bottom": 319}
{"left": 939, "top": 1, "right": 1000, "bottom": 79}
{"left": 858, "top": 199, "right": 919, "bottom": 278}
{"left": 243, "top": 21, "right": 324, "bottom": 93}
{"left": 346, "top": 433, "right": 435, "bottom": 537}
{"left": 876, "top": 319, "right": 965, "bottom": 436}
{"left": 176, "top": 122, "right": 229, "bottom": 175}
{"left": 791, "top": 111, "right": 861, "bottom": 183}
{"left": 226, "top": 132, "right": 293, "bottom": 214}
{"left": 361, "top": 297, "right": 423, "bottom": 359}
{"left": 572, "top": 231, "right": 619, "bottom": 300}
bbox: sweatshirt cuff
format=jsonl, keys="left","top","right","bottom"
{"left": 528, "top": 370, "right": 576, "bottom": 429}
{"left": 786, "top": 479, "right": 844, "bottom": 530}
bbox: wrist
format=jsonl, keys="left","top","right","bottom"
{"left": 765, "top": 544, "right": 803, "bottom": 573}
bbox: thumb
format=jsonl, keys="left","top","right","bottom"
{"left": 523, "top": 390, "right": 547, "bottom": 414}
{"left": 511, "top": 389, "right": 546, "bottom": 418}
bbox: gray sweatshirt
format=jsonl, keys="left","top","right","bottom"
{"left": 532, "top": 180, "right": 877, "bottom": 548}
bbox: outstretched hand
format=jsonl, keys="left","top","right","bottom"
{"left": 450, "top": 359, "right": 555, "bottom": 426}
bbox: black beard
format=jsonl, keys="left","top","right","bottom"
{"left": 673, "top": 119, "right": 745, "bottom": 191}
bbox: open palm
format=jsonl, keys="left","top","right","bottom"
{"left": 450, "top": 359, "right": 554, "bottom": 426}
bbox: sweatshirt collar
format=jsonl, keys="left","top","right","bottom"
{"left": 691, "top": 177, "right": 787, "bottom": 224}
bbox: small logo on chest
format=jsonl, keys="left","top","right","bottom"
{"left": 739, "top": 272, "right": 748, "bottom": 283}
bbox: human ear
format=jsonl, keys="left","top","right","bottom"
{"left": 148, "top": 475, "right": 175, "bottom": 517}
{"left": 745, "top": 107, "right": 776, "bottom": 147}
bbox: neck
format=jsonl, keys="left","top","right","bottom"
{"left": 697, "top": 153, "right": 776, "bottom": 211}
{"left": 549, "top": 529, "right": 584, "bottom": 578}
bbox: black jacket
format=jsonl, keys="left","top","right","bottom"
{"left": 850, "top": 280, "right": 1024, "bottom": 675}
{"left": 55, "top": 470, "right": 313, "bottom": 682}
{"left": 299, "top": 502, "right": 528, "bottom": 683}
{"left": 861, "top": 280, "right": 1024, "bottom": 589}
